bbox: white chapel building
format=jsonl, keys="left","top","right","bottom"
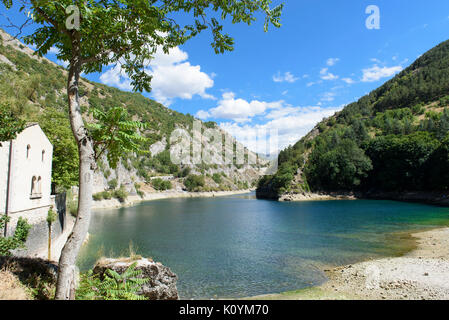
{"left": 0, "top": 123, "right": 53, "bottom": 220}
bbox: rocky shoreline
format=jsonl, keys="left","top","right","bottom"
{"left": 279, "top": 192, "right": 357, "bottom": 202}
{"left": 258, "top": 190, "right": 449, "bottom": 207}
{"left": 91, "top": 189, "right": 254, "bottom": 211}
{"left": 249, "top": 226, "right": 449, "bottom": 300}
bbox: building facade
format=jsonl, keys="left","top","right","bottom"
{"left": 0, "top": 123, "right": 53, "bottom": 218}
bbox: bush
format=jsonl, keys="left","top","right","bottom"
{"left": 112, "top": 186, "right": 128, "bottom": 203}
{"left": 101, "top": 191, "right": 112, "bottom": 200}
{"left": 0, "top": 215, "right": 31, "bottom": 256}
{"left": 151, "top": 178, "right": 172, "bottom": 191}
{"left": 76, "top": 263, "right": 149, "bottom": 300}
{"left": 108, "top": 179, "right": 118, "bottom": 190}
{"left": 212, "top": 173, "right": 222, "bottom": 184}
{"left": 92, "top": 193, "right": 103, "bottom": 201}
{"left": 184, "top": 175, "right": 205, "bottom": 192}
{"left": 176, "top": 167, "right": 191, "bottom": 178}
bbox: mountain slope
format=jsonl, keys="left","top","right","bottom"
{"left": 257, "top": 39, "right": 449, "bottom": 200}
{"left": 0, "top": 29, "right": 267, "bottom": 199}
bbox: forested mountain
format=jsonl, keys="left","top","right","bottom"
{"left": 0, "top": 29, "right": 266, "bottom": 199}
{"left": 258, "top": 39, "right": 449, "bottom": 200}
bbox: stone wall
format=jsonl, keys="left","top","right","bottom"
{"left": 1, "top": 193, "right": 67, "bottom": 257}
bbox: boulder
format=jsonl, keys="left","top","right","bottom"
{"left": 93, "top": 257, "right": 179, "bottom": 300}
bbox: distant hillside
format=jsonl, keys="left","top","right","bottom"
{"left": 0, "top": 29, "right": 267, "bottom": 200}
{"left": 258, "top": 39, "right": 449, "bottom": 200}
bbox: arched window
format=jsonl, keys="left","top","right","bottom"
{"left": 37, "top": 176, "right": 42, "bottom": 194}
{"left": 30, "top": 176, "right": 42, "bottom": 199}
{"left": 42, "top": 150, "right": 45, "bottom": 162}
{"left": 31, "top": 176, "right": 36, "bottom": 195}
{"left": 27, "top": 145, "right": 31, "bottom": 159}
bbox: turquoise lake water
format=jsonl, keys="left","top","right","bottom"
{"left": 77, "top": 193, "right": 449, "bottom": 299}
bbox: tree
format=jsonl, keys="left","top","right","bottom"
{"left": 184, "top": 174, "right": 205, "bottom": 192}
{"left": 305, "top": 139, "right": 373, "bottom": 191}
{"left": 364, "top": 132, "right": 439, "bottom": 191}
{"left": 37, "top": 108, "right": 79, "bottom": 191}
{"left": 0, "top": 103, "right": 26, "bottom": 145}
{"left": 46, "top": 207, "right": 58, "bottom": 261}
{"left": 1, "top": 0, "right": 283, "bottom": 299}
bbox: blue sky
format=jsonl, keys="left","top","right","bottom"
{"left": 2, "top": 1, "right": 449, "bottom": 153}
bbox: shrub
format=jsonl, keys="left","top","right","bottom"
{"left": 112, "top": 186, "right": 128, "bottom": 203}
{"left": 101, "top": 191, "right": 112, "bottom": 200}
{"left": 151, "top": 178, "right": 172, "bottom": 191}
{"left": 184, "top": 175, "right": 205, "bottom": 192}
{"left": 76, "top": 263, "right": 149, "bottom": 300}
{"left": 176, "top": 167, "right": 191, "bottom": 178}
{"left": 212, "top": 173, "right": 222, "bottom": 184}
{"left": 108, "top": 179, "right": 118, "bottom": 190}
{"left": 92, "top": 193, "right": 103, "bottom": 201}
{"left": 0, "top": 215, "right": 31, "bottom": 256}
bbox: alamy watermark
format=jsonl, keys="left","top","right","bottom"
{"left": 169, "top": 120, "right": 278, "bottom": 175}
{"left": 366, "top": 5, "right": 380, "bottom": 30}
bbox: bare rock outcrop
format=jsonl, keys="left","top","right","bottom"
{"left": 93, "top": 257, "right": 179, "bottom": 300}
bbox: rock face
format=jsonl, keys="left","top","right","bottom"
{"left": 93, "top": 257, "right": 179, "bottom": 300}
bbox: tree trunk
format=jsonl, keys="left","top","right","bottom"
{"left": 55, "top": 36, "right": 96, "bottom": 300}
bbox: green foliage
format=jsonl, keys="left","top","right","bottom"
{"left": 38, "top": 108, "right": 79, "bottom": 191}
{"left": 101, "top": 191, "right": 112, "bottom": 200}
{"left": 426, "top": 133, "right": 449, "bottom": 190}
{"left": 46, "top": 208, "right": 57, "bottom": 226}
{"left": 305, "top": 139, "right": 373, "bottom": 191}
{"left": 107, "top": 179, "right": 118, "bottom": 190}
{"left": 88, "top": 107, "right": 148, "bottom": 170}
{"left": 364, "top": 132, "right": 440, "bottom": 191}
{"left": 76, "top": 263, "right": 149, "bottom": 300}
{"left": 112, "top": 186, "right": 128, "bottom": 203}
{"left": 259, "top": 38, "right": 449, "bottom": 196}
{"left": 0, "top": 103, "right": 25, "bottom": 145}
{"left": 92, "top": 193, "right": 103, "bottom": 201}
{"left": 0, "top": 215, "right": 31, "bottom": 256}
{"left": 212, "top": 173, "right": 223, "bottom": 184}
{"left": 5, "top": 0, "right": 282, "bottom": 93}
{"left": 176, "top": 167, "right": 191, "bottom": 178}
{"left": 184, "top": 175, "right": 205, "bottom": 192}
{"left": 151, "top": 178, "right": 172, "bottom": 191}
{"left": 93, "top": 191, "right": 113, "bottom": 201}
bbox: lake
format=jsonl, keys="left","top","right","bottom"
{"left": 77, "top": 193, "right": 449, "bottom": 299}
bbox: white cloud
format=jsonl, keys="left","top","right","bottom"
{"left": 361, "top": 64, "right": 403, "bottom": 82}
{"left": 326, "top": 58, "right": 340, "bottom": 66}
{"left": 320, "top": 68, "right": 339, "bottom": 81}
{"left": 100, "top": 64, "right": 133, "bottom": 91}
{"left": 57, "top": 59, "right": 69, "bottom": 68}
{"left": 342, "top": 77, "right": 355, "bottom": 84}
{"left": 321, "top": 92, "right": 336, "bottom": 102}
{"left": 99, "top": 46, "right": 214, "bottom": 106}
{"left": 273, "top": 71, "right": 299, "bottom": 83}
{"left": 48, "top": 46, "right": 60, "bottom": 54}
{"left": 219, "top": 105, "right": 342, "bottom": 154}
{"left": 196, "top": 110, "right": 211, "bottom": 120}
{"left": 196, "top": 92, "right": 283, "bottom": 123}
